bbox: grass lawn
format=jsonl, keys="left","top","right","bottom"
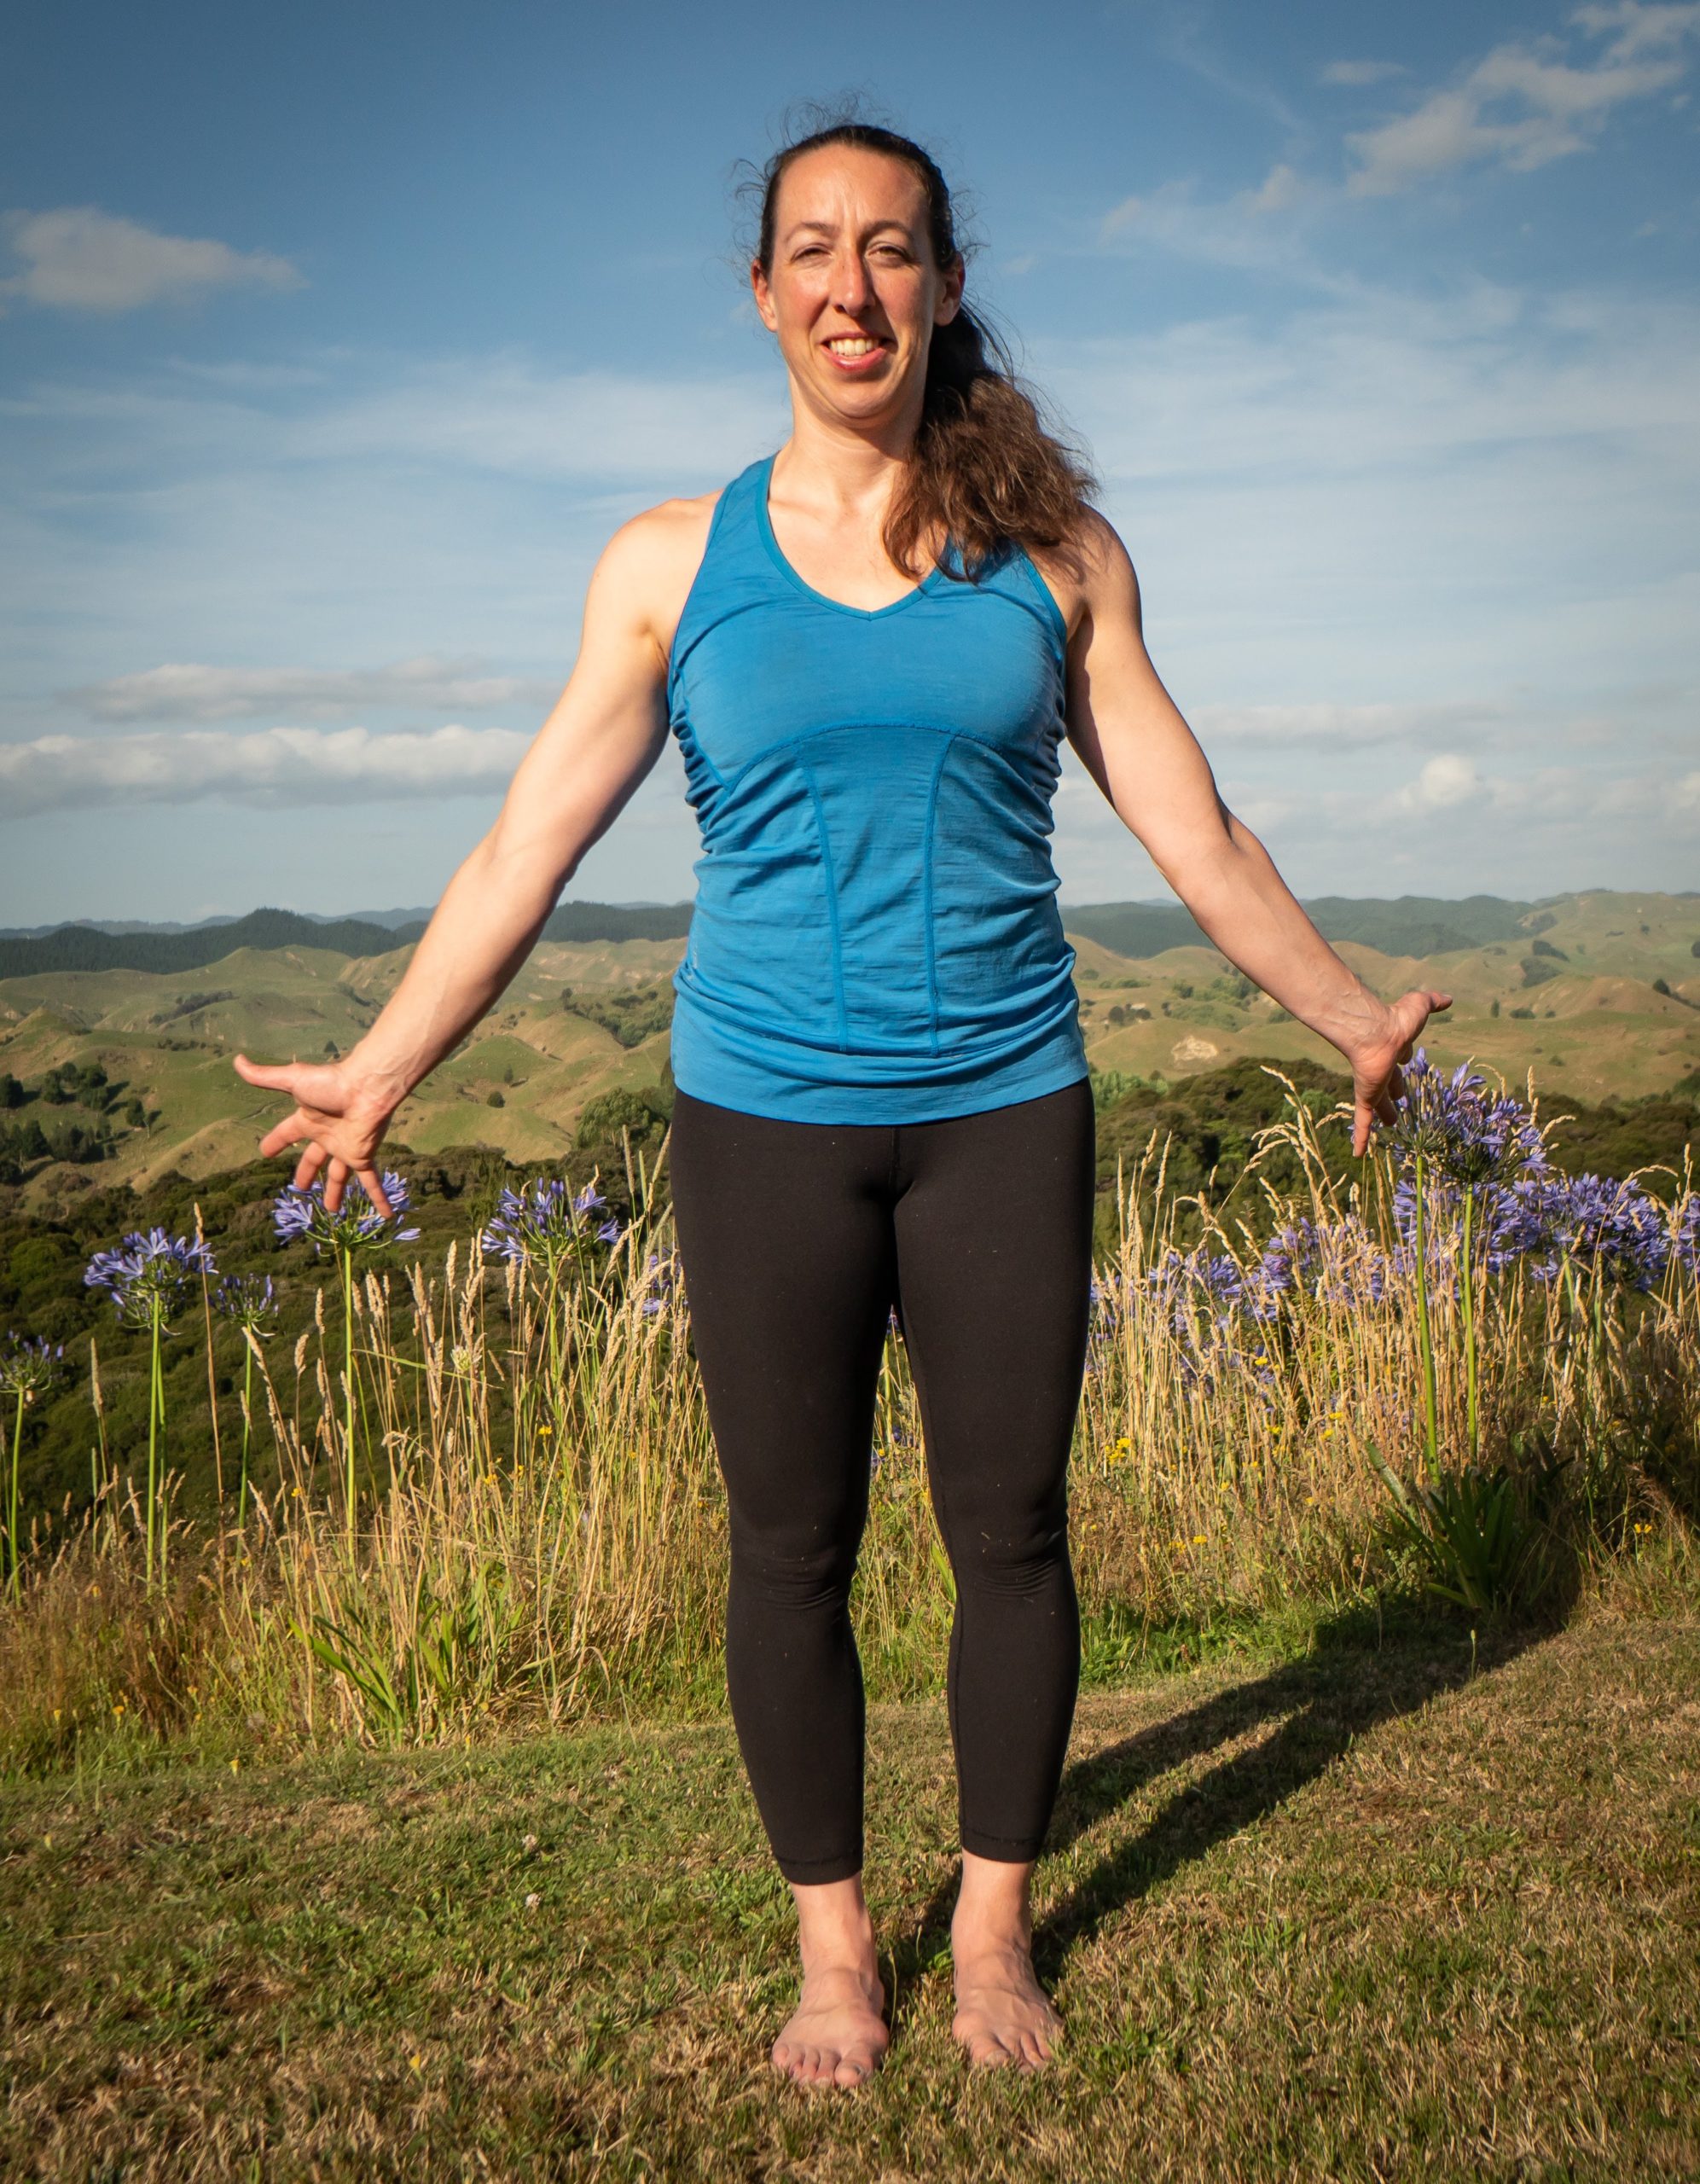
{"left": 2, "top": 1601, "right": 1697, "bottom": 2181}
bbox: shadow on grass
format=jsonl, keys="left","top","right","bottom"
{"left": 884, "top": 1596, "right": 1565, "bottom": 2027}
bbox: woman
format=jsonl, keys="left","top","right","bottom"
{"left": 235, "top": 120, "right": 1449, "bottom": 2088}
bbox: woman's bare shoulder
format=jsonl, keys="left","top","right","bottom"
{"left": 1025, "top": 507, "right": 1132, "bottom": 645}
{"left": 596, "top": 488, "right": 719, "bottom": 578}
{"left": 585, "top": 489, "right": 725, "bottom": 649}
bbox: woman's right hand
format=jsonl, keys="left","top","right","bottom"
{"left": 231, "top": 1052, "right": 407, "bottom": 1213}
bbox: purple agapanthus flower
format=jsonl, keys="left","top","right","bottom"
{"left": 1390, "top": 1170, "right": 1533, "bottom": 1279}
{"left": 637, "top": 1249, "right": 679, "bottom": 1318}
{"left": 479, "top": 1176, "right": 622, "bottom": 1273}
{"left": 84, "top": 1228, "right": 216, "bottom": 1330}
{"left": 215, "top": 1271, "right": 280, "bottom": 1332}
{"left": 1674, "top": 1194, "right": 1700, "bottom": 1280}
{"left": 1499, "top": 1170, "right": 1673, "bottom": 1291}
{"left": 272, "top": 1173, "right": 420, "bottom": 1258}
{"left": 0, "top": 1332, "right": 64, "bottom": 1401}
{"left": 1158, "top": 1211, "right": 1395, "bottom": 1340}
{"left": 1143, "top": 1242, "right": 1255, "bottom": 1344}
{"left": 1253, "top": 1216, "right": 1321, "bottom": 1304}
{"left": 1385, "top": 1048, "right": 1551, "bottom": 1192}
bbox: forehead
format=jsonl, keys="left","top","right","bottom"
{"left": 772, "top": 144, "right": 930, "bottom": 235}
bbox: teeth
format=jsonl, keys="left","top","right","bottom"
{"left": 827, "top": 338, "right": 879, "bottom": 357}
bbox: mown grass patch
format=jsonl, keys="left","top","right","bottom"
{"left": 3, "top": 1594, "right": 1695, "bottom": 2181}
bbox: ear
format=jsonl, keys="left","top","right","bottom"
{"left": 750, "top": 258, "right": 780, "bottom": 334}
{"left": 934, "top": 252, "right": 966, "bottom": 327}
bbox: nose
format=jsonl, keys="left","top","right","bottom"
{"left": 829, "top": 247, "right": 875, "bottom": 315}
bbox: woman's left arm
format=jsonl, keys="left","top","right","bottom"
{"left": 1058, "top": 512, "right": 1450, "bottom": 1158}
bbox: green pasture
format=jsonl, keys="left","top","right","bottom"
{"left": 3, "top": 889, "right": 1697, "bottom": 1220}
{"left": 1, "top": 1586, "right": 1694, "bottom": 2180}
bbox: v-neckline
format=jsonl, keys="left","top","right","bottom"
{"left": 756, "top": 453, "right": 949, "bottom": 620}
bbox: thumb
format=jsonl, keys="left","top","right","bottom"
{"left": 233, "top": 1053, "right": 300, "bottom": 1092}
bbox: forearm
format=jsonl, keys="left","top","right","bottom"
{"left": 345, "top": 828, "right": 570, "bottom": 1101}
{"left": 1162, "top": 817, "right": 1390, "bottom": 1058}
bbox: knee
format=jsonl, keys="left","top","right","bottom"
{"left": 943, "top": 1501, "right": 1072, "bottom": 1600}
{"left": 728, "top": 1523, "right": 861, "bottom": 1614}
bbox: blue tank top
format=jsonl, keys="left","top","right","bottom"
{"left": 665, "top": 450, "right": 1089, "bottom": 1124}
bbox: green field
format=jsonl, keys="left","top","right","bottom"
{"left": 3, "top": 892, "right": 1697, "bottom": 2177}
{"left": 3, "top": 889, "right": 1697, "bottom": 1222}
{"left": 2, "top": 1583, "right": 1694, "bottom": 2180}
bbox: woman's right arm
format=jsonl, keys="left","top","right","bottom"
{"left": 233, "top": 505, "right": 694, "bottom": 1211}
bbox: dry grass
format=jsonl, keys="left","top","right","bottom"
{"left": 1, "top": 1583, "right": 1695, "bottom": 2180}
{"left": 2, "top": 1091, "right": 1697, "bottom": 1778}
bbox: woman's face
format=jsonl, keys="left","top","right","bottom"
{"left": 751, "top": 145, "right": 963, "bottom": 435}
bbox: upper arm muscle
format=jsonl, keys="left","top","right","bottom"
{"left": 1061, "top": 514, "right": 1232, "bottom": 880}
{"left": 489, "top": 500, "right": 711, "bottom": 876}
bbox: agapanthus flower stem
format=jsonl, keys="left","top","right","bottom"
{"left": 1412, "top": 1152, "right": 1442, "bottom": 1484}
{"left": 237, "top": 1339, "right": 254, "bottom": 1535}
{"left": 339, "top": 1245, "right": 357, "bottom": 1548}
{"left": 1461, "top": 1186, "right": 1479, "bottom": 1462}
{"left": 146, "top": 1296, "right": 163, "bottom": 1591}
{"left": 198, "top": 1237, "right": 223, "bottom": 1516}
{"left": 6, "top": 1389, "right": 23, "bottom": 1601}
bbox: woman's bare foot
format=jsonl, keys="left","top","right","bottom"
{"left": 770, "top": 1876, "right": 890, "bottom": 2089}
{"left": 949, "top": 1850, "right": 1062, "bottom": 2071}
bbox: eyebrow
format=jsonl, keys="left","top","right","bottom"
{"left": 782, "top": 218, "right": 914, "bottom": 242}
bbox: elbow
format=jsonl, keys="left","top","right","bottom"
{"left": 476, "top": 819, "right": 574, "bottom": 914}
{"left": 1148, "top": 813, "right": 1242, "bottom": 895}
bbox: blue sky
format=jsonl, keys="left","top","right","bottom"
{"left": 3, "top": 0, "right": 1697, "bottom": 923}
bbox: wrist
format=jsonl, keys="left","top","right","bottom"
{"left": 1310, "top": 982, "right": 1392, "bottom": 1063}
{"left": 344, "top": 1041, "right": 419, "bottom": 1110}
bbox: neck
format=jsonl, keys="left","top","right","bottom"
{"left": 772, "top": 406, "right": 921, "bottom": 525}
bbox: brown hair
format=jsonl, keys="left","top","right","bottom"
{"left": 746, "top": 113, "right": 1098, "bottom": 585}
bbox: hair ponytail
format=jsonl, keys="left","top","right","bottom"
{"left": 746, "top": 114, "right": 1099, "bottom": 584}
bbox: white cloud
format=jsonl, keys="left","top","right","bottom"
{"left": 1244, "top": 164, "right": 1303, "bottom": 215}
{"left": 1047, "top": 283, "right": 1700, "bottom": 496}
{"left": 3, "top": 352, "right": 786, "bottom": 488}
{"left": 0, "top": 206, "right": 303, "bottom": 313}
{"left": 1321, "top": 61, "right": 1406, "bottom": 88}
{"left": 1192, "top": 702, "right": 1503, "bottom": 749}
{"left": 1346, "top": 9, "right": 1699, "bottom": 195}
{"left": 1395, "top": 753, "right": 1484, "bottom": 812}
{"left": 70, "top": 656, "right": 557, "bottom": 723}
{"left": 1372, "top": 757, "right": 1700, "bottom": 828}
{"left": 293, "top": 358, "right": 785, "bottom": 480}
{"left": 1096, "top": 177, "right": 1332, "bottom": 288}
{"left": 0, "top": 723, "right": 531, "bottom": 817}
{"left": 1572, "top": 2, "right": 1700, "bottom": 63}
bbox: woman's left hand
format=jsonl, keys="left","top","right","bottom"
{"left": 1346, "top": 988, "right": 1453, "bottom": 1158}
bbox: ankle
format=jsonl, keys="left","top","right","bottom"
{"left": 792, "top": 1878, "right": 879, "bottom": 1977}
{"left": 952, "top": 1854, "right": 1036, "bottom": 1955}
{"left": 952, "top": 1911, "right": 1032, "bottom": 1961}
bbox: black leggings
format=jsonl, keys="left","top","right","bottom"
{"left": 666, "top": 1078, "right": 1096, "bottom": 1884}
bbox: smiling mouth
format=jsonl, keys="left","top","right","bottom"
{"left": 822, "top": 335, "right": 890, "bottom": 360}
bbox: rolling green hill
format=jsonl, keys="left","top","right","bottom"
{"left": 0, "top": 909, "right": 427, "bottom": 980}
{"left": 0, "top": 900, "right": 699, "bottom": 981}
{"left": 1057, "top": 892, "right": 1573, "bottom": 962}
{"left": 1, "top": 889, "right": 1696, "bottom": 1220}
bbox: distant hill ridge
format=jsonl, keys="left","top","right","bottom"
{"left": 0, "top": 892, "right": 1592, "bottom": 983}
{"left": 1063, "top": 893, "right": 1555, "bottom": 961}
{"left": 0, "top": 902, "right": 702, "bottom": 980}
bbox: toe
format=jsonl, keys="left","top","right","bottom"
{"left": 849, "top": 2036, "right": 885, "bottom": 2085}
